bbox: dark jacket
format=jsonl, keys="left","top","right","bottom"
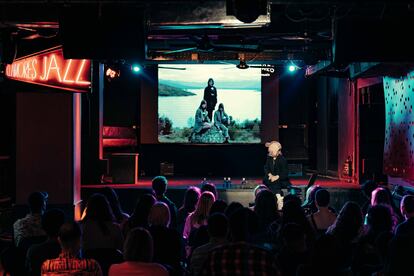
{"left": 263, "top": 155, "right": 289, "bottom": 189}
{"left": 214, "top": 110, "right": 229, "bottom": 127}
{"left": 203, "top": 86, "right": 217, "bottom": 111}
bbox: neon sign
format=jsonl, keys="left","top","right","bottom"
{"left": 5, "top": 47, "right": 91, "bottom": 92}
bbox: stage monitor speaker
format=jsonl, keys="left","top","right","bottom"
{"left": 110, "top": 153, "right": 138, "bottom": 184}
{"left": 334, "top": 16, "right": 414, "bottom": 65}
{"left": 59, "top": 4, "right": 146, "bottom": 60}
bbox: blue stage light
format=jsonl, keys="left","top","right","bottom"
{"left": 131, "top": 64, "right": 141, "bottom": 73}
{"left": 288, "top": 65, "right": 297, "bottom": 72}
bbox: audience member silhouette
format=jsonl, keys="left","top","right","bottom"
{"left": 152, "top": 176, "right": 178, "bottom": 229}
{"left": 190, "top": 213, "right": 228, "bottom": 276}
{"left": 101, "top": 187, "right": 130, "bottom": 225}
{"left": 307, "top": 189, "right": 336, "bottom": 238}
{"left": 254, "top": 189, "right": 280, "bottom": 247}
{"left": 177, "top": 187, "right": 200, "bottom": 236}
{"left": 123, "top": 194, "right": 156, "bottom": 236}
{"left": 224, "top": 201, "right": 243, "bottom": 218}
{"left": 41, "top": 222, "right": 102, "bottom": 276}
{"left": 148, "top": 202, "right": 182, "bottom": 275}
{"left": 109, "top": 227, "right": 168, "bottom": 276}
{"left": 395, "top": 194, "right": 414, "bottom": 237}
{"left": 200, "top": 183, "right": 218, "bottom": 200}
{"left": 183, "top": 191, "right": 215, "bottom": 240}
{"left": 82, "top": 194, "right": 123, "bottom": 251}
{"left": 209, "top": 199, "right": 228, "bottom": 215}
{"left": 26, "top": 209, "right": 65, "bottom": 276}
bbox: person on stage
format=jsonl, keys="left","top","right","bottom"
{"left": 263, "top": 141, "right": 290, "bottom": 194}
{"left": 194, "top": 100, "right": 212, "bottom": 135}
{"left": 203, "top": 78, "right": 217, "bottom": 121}
{"left": 213, "top": 103, "right": 230, "bottom": 143}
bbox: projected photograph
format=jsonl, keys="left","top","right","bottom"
{"left": 158, "top": 64, "right": 261, "bottom": 143}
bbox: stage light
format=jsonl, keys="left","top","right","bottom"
{"left": 131, "top": 64, "right": 141, "bottom": 73}
{"left": 288, "top": 65, "right": 297, "bottom": 72}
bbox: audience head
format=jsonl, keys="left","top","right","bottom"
{"left": 224, "top": 202, "right": 244, "bottom": 218}
{"left": 282, "top": 199, "right": 307, "bottom": 225}
{"left": 148, "top": 202, "right": 170, "bottom": 227}
{"left": 229, "top": 207, "right": 259, "bottom": 242}
{"left": 130, "top": 193, "right": 156, "bottom": 227}
{"left": 84, "top": 193, "right": 115, "bottom": 222}
{"left": 101, "top": 187, "right": 124, "bottom": 222}
{"left": 58, "top": 222, "right": 82, "bottom": 253}
{"left": 329, "top": 201, "right": 362, "bottom": 241}
{"left": 254, "top": 189, "right": 279, "bottom": 229}
{"left": 315, "top": 189, "right": 330, "bottom": 208}
{"left": 42, "top": 209, "right": 65, "bottom": 238}
{"left": 192, "top": 191, "right": 215, "bottom": 224}
{"left": 207, "top": 213, "right": 228, "bottom": 239}
{"left": 303, "top": 185, "right": 322, "bottom": 208}
{"left": 280, "top": 223, "right": 306, "bottom": 251}
{"left": 201, "top": 183, "right": 218, "bottom": 200}
{"left": 209, "top": 199, "right": 228, "bottom": 215}
{"left": 182, "top": 186, "right": 201, "bottom": 213}
{"left": 283, "top": 194, "right": 302, "bottom": 206}
{"left": 152, "top": 176, "right": 168, "bottom": 197}
{"left": 124, "top": 227, "right": 154, "bottom": 262}
{"left": 366, "top": 204, "right": 393, "bottom": 235}
{"left": 362, "top": 180, "right": 378, "bottom": 199}
{"left": 371, "top": 187, "right": 392, "bottom": 207}
{"left": 28, "top": 192, "right": 47, "bottom": 214}
{"left": 400, "top": 195, "right": 414, "bottom": 219}
{"left": 254, "top": 184, "right": 269, "bottom": 197}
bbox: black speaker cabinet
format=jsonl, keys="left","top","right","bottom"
{"left": 110, "top": 153, "right": 138, "bottom": 184}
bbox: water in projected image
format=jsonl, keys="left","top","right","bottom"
{"left": 158, "top": 64, "right": 261, "bottom": 143}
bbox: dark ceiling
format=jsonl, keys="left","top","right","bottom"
{"left": 1, "top": 0, "right": 414, "bottom": 71}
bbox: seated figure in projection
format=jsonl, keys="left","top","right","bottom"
{"left": 194, "top": 100, "right": 212, "bottom": 134}
{"left": 190, "top": 100, "right": 225, "bottom": 143}
{"left": 263, "top": 141, "right": 290, "bottom": 194}
{"left": 213, "top": 103, "right": 230, "bottom": 143}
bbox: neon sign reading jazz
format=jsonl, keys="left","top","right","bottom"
{"left": 5, "top": 47, "right": 91, "bottom": 92}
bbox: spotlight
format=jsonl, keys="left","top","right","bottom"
{"left": 288, "top": 65, "right": 297, "bottom": 72}
{"left": 131, "top": 64, "right": 141, "bottom": 73}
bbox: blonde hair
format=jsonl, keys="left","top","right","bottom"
{"left": 148, "top": 202, "right": 170, "bottom": 227}
{"left": 191, "top": 191, "right": 215, "bottom": 225}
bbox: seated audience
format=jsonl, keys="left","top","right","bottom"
{"left": 200, "top": 208, "right": 279, "bottom": 275}
{"left": 209, "top": 199, "right": 227, "bottom": 215}
{"left": 41, "top": 222, "right": 102, "bottom": 276}
{"left": 361, "top": 180, "right": 378, "bottom": 215}
{"left": 279, "top": 198, "right": 315, "bottom": 250}
{"left": 353, "top": 204, "right": 394, "bottom": 275}
{"left": 297, "top": 234, "right": 344, "bottom": 276}
{"left": 224, "top": 202, "right": 243, "bottom": 218}
{"left": 101, "top": 187, "right": 130, "bottom": 225}
{"left": 26, "top": 209, "right": 65, "bottom": 276}
{"left": 123, "top": 194, "right": 156, "bottom": 236}
{"left": 81, "top": 194, "right": 123, "bottom": 251}
{"left": 177, "top": 187, "right": 200, "bottom": 236}
{"left": 152, "top": 176, "right": 178, "bottom": 229}
{"left": 148, "top": 202, "right": 182, "bottom": 274}
{"left": 200, "top": 183, "right": 218, "bottom": 200}
{"left": 190, "top": 213, "right": 228, "bottom": 276}
{"left": 109, "top": 227, "right": 168, "bottom": 276}
{"left": 183, "top": 191, "right": 215, "bottom": 240}
{"left": 327, "top": 201, "right": 363, "bottom": 271}
{"left": 277, "top": 223, "right": 309, "bottom": 276}
{"left": 370, "top": 187, "right": 402, "bottom": 229}
{"left": 395, "top": 194, "right": 414, "bottom": 237}
{"left": 14, "top": 192, "right": 48, "bottom": 247}
{"left": 302, "top": 185, "right": 323, "bottom": 215}
{"left": 254, "top": 189, "right": 280, "bottom": 246}
{"left": 307, "top": 189, "right": 336, "bottom": 237}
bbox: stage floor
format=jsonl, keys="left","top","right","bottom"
{"left": 82, "top": 175, "right": 360, "bottom": 190}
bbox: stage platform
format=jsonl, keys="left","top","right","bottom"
{"left": 81, "top": 176, "right": 362, "bottom": 214}
{"left": 82, "top": 175, "right": 359, "bottom": 189}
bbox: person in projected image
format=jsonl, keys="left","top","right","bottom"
{"left": 203, "top": 78, "right": 218, "bottom": 120}
{"left": 214, "top": 103, "right": 230, "bottom": 143}
{"left": 263, "top": 141, "right": 290, "bottom": 195}
{"left": 194, "top": 100, "right": 212, "bottom": 135}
